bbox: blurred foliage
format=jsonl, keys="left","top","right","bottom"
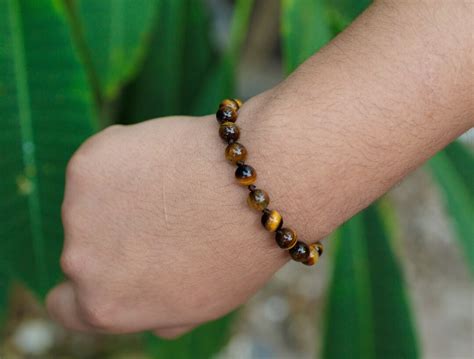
{"left": 429, "top": 145, "right": 474, "bottom": 275}
{"left": 73, "top": 0, "right": 158, "bottom": 100}
{"left": 0, "top": 0, "right": 97, "bottom": 299}
{"left": 0, "top": 0, "right": 472, "bottom": 358}
{"left": 322, "top": 204, "right": 418, "bottom": 358}
{"left": 145, "top": 312, "right": 236, "bottom": 359}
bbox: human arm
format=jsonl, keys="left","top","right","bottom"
{"left": 46, "top": 0, "right": 473, "bottom": 338}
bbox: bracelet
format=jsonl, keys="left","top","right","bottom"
{"left": 215, "top": 99, "right": 324, "bottom": 266}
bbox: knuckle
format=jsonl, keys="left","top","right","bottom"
{"left": 60, "top": 251, "right": 85, "bottom": 279}
{"left": 65, "top": 124, "right": 124, "bottom": 183}
{"left": 65, "top": 150, "right": 91, "bottom": 183}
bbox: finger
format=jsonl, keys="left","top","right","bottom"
{"left": 153, "top": 324, "right": 197, "bottom": 339}
{"left": 46, "top": 281, "right": 94, "bottom": 332}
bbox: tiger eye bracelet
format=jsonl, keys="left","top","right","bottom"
{"left": 215, "top": 99, "right": 324, "bottom": 266}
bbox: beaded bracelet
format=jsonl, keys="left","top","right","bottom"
{"left": 216, "top": 99, "right": 324, "bottom": 266}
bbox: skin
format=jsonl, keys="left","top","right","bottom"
{"left": 46, "top": 0, "right": 473, "bottom": 338}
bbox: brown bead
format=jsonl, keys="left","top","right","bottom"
{"left": 275, "top": 228, "right": 297, "bottom": 249}
{"left": 225, "top": 142, "right": 247, "bottom": 164}
{"left": 216, "top": 106, "right": 237, "bottom": 124}
{"left": 219, "top": 122, "right": 240, "bottom": 142}
{"left": 261, "top": 209, "right": 283, "bottom": 232}
{"left": 219, "top": 99, "right": 240, "bottom": 111}
{"left": 289, "top": 241, "right": 310, "bottom": 262}
{"left": 247, "top": 189, "right": 270, "bottom": 211}
{"left": 233, "top": 98, "right": 243, "bottom": 108}
{"left": 235, "top": 164, "right": 257, "bottom": 186}
{"left": 314, "top": 241, "right": 324, "bottom": 256}
{"left": 303, "top": 243, "right": 322, "bottom": 266}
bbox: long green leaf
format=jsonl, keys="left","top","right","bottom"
{"left": 119, "top": 0, "right": 216, "bottom": 122}
{"left": 73, "top": 0, "right": 159, "bottom": 100}
{"left": 191, "top": 0, "right": 254, "bottom": 115}
{"left": 281, "top": 0, "right": 333, "bottom": 74}
{"left": 322, "top": 204, "right": 419, "bottom": 358}
{"left": 329, "top": 0, "right": 372, "bottom": 22}
{"left": 0, "top": 271, "right": 9, "bottom": 325}
{"left": 443, "top": 141, "right": 474, "bottom": 198}
{"left": 0, "top": 0, "right": 97, "bottom": 297}
{"left": 429, "top": 149, "right": 474, "bottom": 275}
{"left": 120, "top": 0, "right": 254, "bottom": 123}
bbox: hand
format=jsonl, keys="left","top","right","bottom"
{"left": 46, "top": 91, "right": 291, "bottom": 338}
{"left": 46, "top": 0, "right": 472, "bottom": 339}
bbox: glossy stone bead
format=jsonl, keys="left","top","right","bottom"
{"left": 225, "top": 142, "right": 247, "bottom": 164}
{"left": 261, "top": 209, "right": 283, "bottom": 232}
{"left": 216, "top": 106, "right": 237, "bottom": 124}
{"left": 235, "top": 164, "right": 257, "bottom": 185}
{"left": 314, "top": 241, "right": 324, "bottom": 256}
{"left": 303, "top": 243, "right": 322, "bottom": 266}
{"left": 219, "top": 122, "right": 240, "bottom": 142}
{"left": 247, "top": 189, "right": 270, "bottom": 211}
{"left": 219, "top": 98, "right": 241, "bottom": 112}
{"left": 233, "top": 98, "right": 243, "bottom": 108}
{"left": 289, "top": 241, "right": 310, "bottom": 262}
{"left": 275, "top": 228, "right": 297, "bottom": 249}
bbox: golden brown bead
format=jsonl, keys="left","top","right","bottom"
{"left": 275, "top": 228, "right": 297, "bottom": 249}
{"left": 314, "top": 241, "right": 324, "bottom": 256}
{"left": 235, "top": 164, "right": 257, "bottom": 186}
{"left": 219, "top": 99, "right": 240, "bottom": 112}
{"left": 219, "top": 121, "right": 240, "bottom": 142}
{"left": 261, "top": 209, "right": 283, "bottom": 232}
{"left": 289, "top": 241, "right": 310, "bottom": 262}
{"left": 225, "top": 142, "right": 247, "bottom": 164}
{"left": 216, "top": 106, "right": 237, "bottom": 124}
{"left": 247, "top": 189, "right": 270, "bottom": 211}
{"left": 233, "top": 98, "right": 243, "bottom": 109}
{"left": 302, "top": 243, "right": 322, "bottom": 266}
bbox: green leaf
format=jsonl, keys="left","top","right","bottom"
{"left": 443, "top": 141, "right": 474, "bottom": 198}
{"left": 0, "top": 0, "right": 97, "bottom": 297}
{"left": 322, "top": 203, "right": 419, "bottom": 358}
{"left": 0, "top": 271, "right": 10, "bottom": 325}
{"left": 119, "top": 0, "right": 216, "bottom": 122}
{"left": 73, "top": 0, "right": 159, "bottom": 100}
{"left": 429, "top": 149, "right": 474, "bottom": 276}
{"left": 281, "top": 0, "right": 333, "bottom": 74}
{"left": 328, "top": 0, "right": 372, "bottom": 22}
{"left": 191, "top": 0, "right": 254, "bottom": 115}
{"left": 120, "top": 0, "right": 254, "bottom": 123}
{"left": 146, "top": 312, "right": 236, "bottom": 359}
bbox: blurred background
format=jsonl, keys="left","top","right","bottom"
{"left": 0, "top": 0, "right": 472, "bottom": 358}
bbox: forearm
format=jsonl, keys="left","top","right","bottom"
{"left": 239, "top": 0, "right": 473, "bottom": 243}
{"left": 47, "top": 0, "right": 473, "bottom": 335}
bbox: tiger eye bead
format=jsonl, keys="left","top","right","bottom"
{"left": 275, "top": 228, "right": 297, "bottom": 249}
{"left": 216, "top": 106, "right": 237, "bottom": 124}
{"left": 225, "top": 142, "right": 247, "bottom": 164}
{"left": 219, "top": 98, "right": 240, "bottom": 112}
{"left": 247, "top": 189, "right": 270, "bottom": 211}
{"left": 219, "top": 121, "right": 240, "bottom": 142}
{"left": 314, "top": 241, "right": 324, "bottom": 256}
{"left": 235, "top": 164, "right": 257, "bottom": 185}
{"left": 303, "top": 243, "right": 322, "bottom": 266}
{"left": 289, "top": 241, "right": 310, "bottom": 262}
{"left": 233, "top": 98, "right": 243, "bottom": 108}
{"left": 261, "top": 209, "right": 283, "bottom": 232}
